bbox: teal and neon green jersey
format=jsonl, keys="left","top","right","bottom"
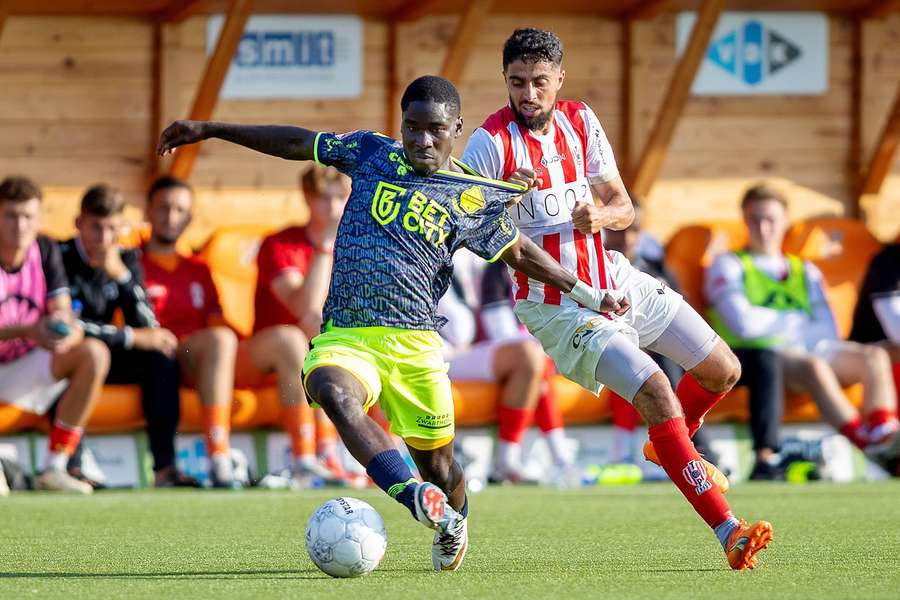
{"left": 314, "top": 130, "right": 523, "bottom": 331}
{"left": 708, "top": 250, "right": 811, "bottom": 349}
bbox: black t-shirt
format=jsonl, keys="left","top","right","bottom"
{"left": 36, "top": 236, "right": 69, "bottom": 297}
{"left": 850, "top": 244, "right": 900, "bottom": 344}
{"left": 59, "top": 238, "right": 158, "bottom": 348}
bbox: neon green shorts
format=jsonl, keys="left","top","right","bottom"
{"left": 302, "top": 324, "right": 454, "bottom": 445}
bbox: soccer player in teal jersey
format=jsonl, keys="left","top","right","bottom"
{"left": 157, "top": 75, "right": 626, "bottom": 571}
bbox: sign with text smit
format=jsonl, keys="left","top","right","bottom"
{"left": 208, "top": 15, "right": 362, "bottom": 99}
{"left": 676, "top": 12, "right": 828, "bottom": 95}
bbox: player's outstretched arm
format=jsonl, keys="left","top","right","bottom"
{"left": 157, "top": 120, "right": 317, "bottom": 161}
{"left": 500, "top": 235, "right": 629, "bottom": 315}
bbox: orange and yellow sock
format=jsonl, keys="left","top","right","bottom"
{"left": 282, "top": 403, "right": 316, "bottom": 461}
{"left": 202, "top": 403, "right": 232, "bottom": 457}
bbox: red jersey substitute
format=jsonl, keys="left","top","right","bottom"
{"left": 142, "top": 252, "right": 222, "bottom": 339}
{"left": 253, "top": 226, "right": 314, "bottom": 333}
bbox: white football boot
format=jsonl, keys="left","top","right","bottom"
{"left": 432, "top": 517, "right": 468, "bottom": 571}
{"left": 36, "top": 469, "right": 93, "bottom": 494}
{"left": 413, "top": 482, "right": 461, "bottom": 532}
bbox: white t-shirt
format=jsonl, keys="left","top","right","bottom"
{"left": 704, "top": 252, "right": 838, "bottom": 351}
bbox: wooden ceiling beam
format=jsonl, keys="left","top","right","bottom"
{"left": 391, "top": 0, "right": 442, "bottom": 22}
{"left": 857, "top": 0, "right": 900, "bottom": 19}
{"left": 169, "top": 0, "right": 254, "bottom": 180}
{"left": 625, "top": 0, "right": 673, "bottom": 20}
{"left": 858, "top": 79, "right": 900, "bottom": 198}
{"left": 628, "top": 0, "right": 724, "bottom": 197}
{"left": 440, "top": 0, "right": 492, "bottom": 84}
{"left": 153, "top": 0, "right": 204, "bottom": 23}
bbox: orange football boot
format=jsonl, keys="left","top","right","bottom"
{"left": 643, "top": 441, "right": 730, "bottom": 493}
{"left": 724, "top": 519, "right": 774, "bottom": 570}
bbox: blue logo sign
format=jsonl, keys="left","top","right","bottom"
{"left": 235, "top": 30, "right": 335, "bottom": 68}
{"left": 706, "top": 20, "right": 801, "bottom": 86}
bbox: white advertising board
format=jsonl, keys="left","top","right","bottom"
{"left": 208, "top": 15, "right": 362, "bottom": 99}
{"left": 676, "top": 12, "right": 828, "bottom": 95}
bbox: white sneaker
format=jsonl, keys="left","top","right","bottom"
{"left": 433, "top": 517, "right": 468, "bottom": 571}
{"left": 294, "top": 457, "right": 342, "bottom": 484}
{"left": 413, "top": 482, "right": 460, "bottom": 532}
{"left": 36, "top": 469, "right": 93, "bottom": 494}
{"left": 0, "top": 462, "right": 9, "bottom": 497}
{"left": 488, "top": 466, "right": 540, "bottom": 485}
{"left": 210, "top": 454, "right": 241, "bottom": 489}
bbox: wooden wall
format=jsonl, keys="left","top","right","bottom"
{"left": 1, "top": 13, "right": 898, "bottom": 247}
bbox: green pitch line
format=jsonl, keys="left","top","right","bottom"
{"left": 0, "top": 482, "right": 898, "bottom": 600}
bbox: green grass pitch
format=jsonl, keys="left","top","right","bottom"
{"left": 1, "top": 481, "right": 898, "bottom": 599}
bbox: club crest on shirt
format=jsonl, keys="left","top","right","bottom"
{"left": 454, "top": 186, "right": 485, "bottom": 215}
{"left": 370, "top": 181, "right": 405, "bottom": 225}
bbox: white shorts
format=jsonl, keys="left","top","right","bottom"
{"left": 446, "top": 332, "right": 533, "bottom": 382}
{"left": 515, "top": 253, "right": 719, "bottom": 400}
{"left": 0, "top": 349, "right": 68, "bottom": 415}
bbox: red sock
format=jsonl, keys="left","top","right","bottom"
{"left": 49, "top": 420, "right": 83, "bottom": 455}
{"left": 534, "top": 365, "right": 564, "bottom": 433}
{"left": 611, "top": 393, "right": 640, "bottom": 431}
{"left": 868, "top": 408, "right": 897, "bottom": 428}
{"left": 892, "top": 363, "right": 900, "bottom": 411}
{"left": 839, "top": 416, "right": 868, "bottom": 450}
{"left": 677, "top": 374, "right": 727, "bottom": 438}
{"left": 498, "top": 405, "right": 533, "bottom": 443}
{"left": 649, "top": 417, "right": 734, "bottom": 528}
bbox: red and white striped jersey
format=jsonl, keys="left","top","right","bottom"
{"left": 462, "top": 101, "right": 620, "bottom": 306}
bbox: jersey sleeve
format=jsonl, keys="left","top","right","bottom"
{"left": 313, "top": 130, "right": 371, "bottom": 177}
{"left": 38, "top": 237, "right": 69, "bottom": 298}
{"left": 704, "top": 253, "right": 745, "bottom": 301}
{"left": 583, "top": 105, "right": 620, "bottom": 182}
{"left": 461, "top": 128, "right": 504, "bottom": 180}
{"left": 458, "top": 190, "right": 520, "bottom": 263}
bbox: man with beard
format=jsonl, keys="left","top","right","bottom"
{"left": 156, "top": 75, "right": 624, "bottom": 571}
{"left": 462, "top": 28, "right": 772, "bottom": 570}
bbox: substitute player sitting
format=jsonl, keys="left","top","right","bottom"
{"left": 157, "top": 75, "right": 623, "bottom": 571}
{"left": 0, "top": 176, "right": 109, "bottom": 494}
{"left": 462, "top": 28, "right": 772, "bottom": 570}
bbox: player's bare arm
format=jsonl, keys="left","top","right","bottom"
{"left": 500, "top": 235, "right": 629, "bottom": 315}
{"left": 157, "top": 120, "right": 318, "bottom": 161}
{"left": 572, "top": 174, "right": 634, "bottom": 234}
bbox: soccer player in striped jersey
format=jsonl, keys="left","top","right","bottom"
{"left": 462, "top": 28, "right": 773, "bottom": 570}
{"left": 157, "top": 75, "right": 624, "bottom": 571}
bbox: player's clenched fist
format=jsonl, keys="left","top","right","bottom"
{"left": 157, "top": 120, "right": 209, "bottom": 156}
{"left": 572, "top": 201, "right": 605, "bottom": 234}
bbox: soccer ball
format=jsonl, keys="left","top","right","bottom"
{"left": 305, "top": 497, "right": 387, "bottom": 578}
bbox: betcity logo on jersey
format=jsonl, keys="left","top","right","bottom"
{"left": 370, "top": 181, "right": 450, "bottom": 246}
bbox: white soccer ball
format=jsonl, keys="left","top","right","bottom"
{"left": 305, "top": 497, "right": 388, "bottom": 578}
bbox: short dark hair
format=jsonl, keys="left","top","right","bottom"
{"left": 400, "top": 75, "right": 461, "bottom": 115}
{"left": 741, "top": 183, "right": 787, "bottom": 210}
{"left": 0, "top": 176, "right": 42, "bottom": 204}
{"left": 147, "top": 175, "right": 192, "bottom": 205}
{"left": 503, "top": 28, "right": 564, "bottom": 70}
{"left": 80, "top": 184, "right": 124, "bottom": 217}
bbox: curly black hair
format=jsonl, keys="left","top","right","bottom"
{"left": 502, "top": 28, "right": 563, "bottom": 70}
{"left": 400, "top": 75, "right": 461, "bottom": 115}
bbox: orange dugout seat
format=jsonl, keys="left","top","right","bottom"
{"left": 0, "top": 219, "right": 885, "bottom": 436}
{"left": 783, "top": 218, "right": 882, "bottom": 338}
{"left": 200, "top": 224, "right": 274, "bottom": 338}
